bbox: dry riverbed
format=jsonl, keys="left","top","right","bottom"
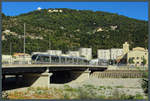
{"left": 2, "top": 77, "right": 147, "bottom": 100}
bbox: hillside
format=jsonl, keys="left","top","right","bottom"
{"left": 2, "top": 8, "right": 148, "bottom": 57}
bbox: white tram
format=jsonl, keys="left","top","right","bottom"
{"left": 31, "top": 54, "right": 89, "bottom": 65}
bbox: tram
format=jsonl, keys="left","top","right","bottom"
{"left": 31, "top": 54, "right": 89, "bottom": 65}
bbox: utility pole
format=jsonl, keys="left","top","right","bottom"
{"left": 10, "top": 42, "right": 12, "bottom": 64}
{"left": 23, "top": 23, "right": 26, "bottom": 63}
{"left": 24, "top": 23, "right": 26, "bottom": 55}
{"left": 10, "top": 43, "right": 12, "bottom": 56}
{"left": 49, "top": 35, "right": 51, "bottom": 64}
{"left": 49, "top": 36, "right": 51, "bottom": 50}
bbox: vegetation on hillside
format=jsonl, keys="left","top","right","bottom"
{"left": 2, "top": 8, "right": 148, "bottom": 57}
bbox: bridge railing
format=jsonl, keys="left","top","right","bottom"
{"left": 2, "top": 60, "right": 109, "bottom": 66}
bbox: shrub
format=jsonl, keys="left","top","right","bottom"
{"left": 140, "top": 70, "right": 148, "bottom": 95}
{"left": 2, "top": 91, "right": 9, "bottom": 99}
{"left": 141, "top": 78, "right": 148, "bottom": 95}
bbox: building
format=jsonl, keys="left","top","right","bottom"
{"left": 37, "top": 7, "right": 42, "bottom": 11}
{"left": 13, "top": 53, "right": 31, "bottom": 64}
{"left": 79, "top": 48, "right": 92, "bottom": 60}
{"left": 127, "top": 47, "right": 148, "bottom": 66}
{"left": 97, "top": 49, "right": 110, "bottom": 60}
{"left": 67, "top": 51, "right": 80, "bottom": 57}
{"left": 123, "top": 42, "right": 129, "bottom": 54}
{"left": 97, "top": 48, "right": 123, "bottom": 60}
{"left": 2, "top": 55, "right": 12, "bottom": 64}
{"left": 48, "top": 9, "right": 63, "bottom": 13}
{"left": 115, "top": 42, "right": 148, "bottom": 66}
{"left": 110, "top": 48, "right": 123, "bottom": 60}
{"left": 47, "top": 50, "right": 62, "bottom": 56}
{"left": 13, "top": 53, "right": 30, "bottom": 57}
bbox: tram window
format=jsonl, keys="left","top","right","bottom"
{"left": 37, "top": 56, "right": 41, "bottom": 61}
{"left": 43, "top": 56, "right": 50, "bottom": 62}
{"left": 56, "top": 56, "right": 59, "bottom": 62}
{"left": 32, "top": 55, "right": 38, "bottom": 60}
{"left": 61, "top": 57, "right": 65, "bottom": 63}
{"left": 67, "top": 58, "right": 70, "bottom": 63}
{"left": 79, "top": 59, "right": 82, "bottom": 64}
{"left": 84, "top": 60, "right": 88, "bottom": 64}
{"left": 74, "top": 58, "right": 77, "bottom": 63}
{"left": 51, "top": 56, "right": 55, "bottom": 62}
{"left": 40, "top": 56, "right": 45, "bottom": 62}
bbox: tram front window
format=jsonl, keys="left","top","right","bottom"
{"left": 37, "top": 56, "right": 50, "bottom": 63}
{"left": 32, "top": 54, "right": 38, "bottom": 60}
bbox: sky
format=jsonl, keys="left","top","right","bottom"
{"left": 2, "top": 2, "right": 148, "bottom": 21}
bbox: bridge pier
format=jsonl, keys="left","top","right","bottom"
{"left": 23, "top": 71, "right": 53, "bottom": 88}
{"left": 70, "top": 69, "right": 91, "bottom": 83}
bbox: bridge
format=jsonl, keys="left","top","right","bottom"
{"left": 2, "top": 64, "right": 107, "bottom": 88}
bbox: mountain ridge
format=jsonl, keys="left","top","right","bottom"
{"left": 2, "top": 8, "right": 148, "bottom": 58}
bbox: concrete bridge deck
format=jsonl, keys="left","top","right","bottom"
{"left": 2, "top": 64, "right": 107, "bottom": 75}
{"left": 2, "top": 64, "right": 107, "bottom": 68}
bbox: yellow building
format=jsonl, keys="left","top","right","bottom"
{"left": 116, "top": 42, "right": 148, "bottom": 67}
{"left": 127, "top": 47, "right": 148, "bottom": 66}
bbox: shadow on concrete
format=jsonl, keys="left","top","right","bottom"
{"left": 50, "top": 71, "right": 84, "bottom": 84}
{"left": 2, "top": 77, "right": 29, "bottom": 91}
{"left": 3, "top": 70, "right": 87, "bottom": 90}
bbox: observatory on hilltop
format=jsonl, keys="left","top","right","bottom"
{"left": 37, "top": 7, "right": 42, "bottom": 11}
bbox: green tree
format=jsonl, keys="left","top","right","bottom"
{"left": 128, "top": 58, "right": 134, "bottom": 64}
{"left": 141, "top": 57, "right": 146, "bottom": 66}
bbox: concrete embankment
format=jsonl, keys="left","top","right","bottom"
{"left": 90, "top": 69, "right": 147, "bottom": 78}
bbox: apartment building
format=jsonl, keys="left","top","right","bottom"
{"left": 79, "top": 48, "right": 92, "bottom": 60}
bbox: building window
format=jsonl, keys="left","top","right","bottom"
{"left": 137, "top": 57, "right": 139, "bottom": 59}
{"left": 137, "top": 62, "right": 139, "bottom": 64}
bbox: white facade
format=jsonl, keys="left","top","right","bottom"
{"left": 47, "top": 50, "right": 62, "bottom": 56}
{"left": 110, "top": 48, "right": 123, "bottom": 60}
{"left": 13, "top": 57, "right": 31, "bottom": 63}
{"left": 48, "top": 9, "right": 63, "bottom": 13}
{"left": 79, "top": 48, "right": 92, "bottom": 60}
{"left": 67, "top": 51, "right": 80, "bottom": 57}
{"left": 97, "top": 48, "right": 123, "bottom": 60}
{"left": 2, "top": 55, "right": 13, "bottom": 63}
{"left": 13, "top": 53, "right": 31, "bottom": 64}
{"left": 37, "top": 7, "right": 42, "bottom": 10}
{"left": 2, "top": 54, "right": 32, "bottom": 64}
{"left": 97, "top": 49, "right": 110, "bottom": 60}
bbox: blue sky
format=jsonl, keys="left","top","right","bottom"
{"left": 2, "top": 2, "right": 148, "bottom": 21}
